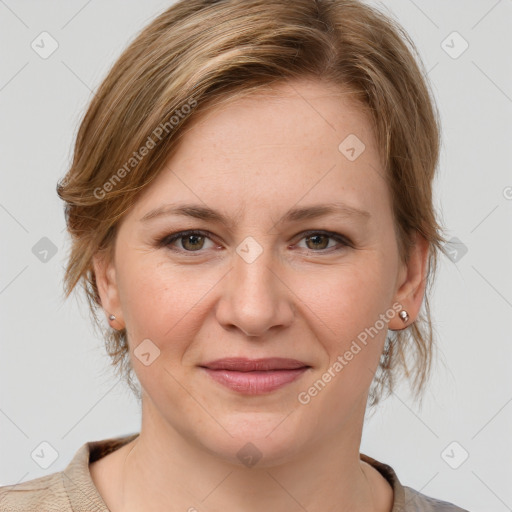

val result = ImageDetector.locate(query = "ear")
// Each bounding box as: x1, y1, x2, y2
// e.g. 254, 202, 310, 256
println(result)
388, 232, 430, 331
92, 250, 125, 330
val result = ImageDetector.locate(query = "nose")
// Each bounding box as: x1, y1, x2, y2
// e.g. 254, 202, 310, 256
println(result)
215, 242, 295, 337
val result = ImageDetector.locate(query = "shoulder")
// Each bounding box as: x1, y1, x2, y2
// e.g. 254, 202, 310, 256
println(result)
0, 434, 138, 512
403, 485, 471, 511
0, 471, 70, 512
360, 452, 471, 512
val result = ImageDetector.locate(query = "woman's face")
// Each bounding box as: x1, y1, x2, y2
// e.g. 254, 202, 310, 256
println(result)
94, 79, 427, 465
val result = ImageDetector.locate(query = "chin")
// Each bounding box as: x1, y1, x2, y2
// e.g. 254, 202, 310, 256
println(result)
192, 411, 314, 469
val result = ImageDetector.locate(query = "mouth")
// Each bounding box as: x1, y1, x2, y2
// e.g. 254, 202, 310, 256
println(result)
198, 358, 311, 394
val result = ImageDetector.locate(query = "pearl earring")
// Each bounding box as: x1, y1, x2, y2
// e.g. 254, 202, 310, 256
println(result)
399, 310, 409, 323
109, 314, 116, 321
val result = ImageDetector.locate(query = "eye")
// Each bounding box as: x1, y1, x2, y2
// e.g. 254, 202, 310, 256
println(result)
294, 230, 351, 253
159, 230, 216, 253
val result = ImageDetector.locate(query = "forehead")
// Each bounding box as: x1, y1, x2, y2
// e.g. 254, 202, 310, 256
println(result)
187, 79, 374, 155
127, 79, 390, 225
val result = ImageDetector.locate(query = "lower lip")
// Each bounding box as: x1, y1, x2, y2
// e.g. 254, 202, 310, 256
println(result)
201, 367, 309, 394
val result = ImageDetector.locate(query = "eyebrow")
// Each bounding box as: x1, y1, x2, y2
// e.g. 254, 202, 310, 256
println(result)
140, 202, 371, 228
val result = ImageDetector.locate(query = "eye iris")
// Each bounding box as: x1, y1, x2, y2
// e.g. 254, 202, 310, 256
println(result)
306, 234, 329, 250
182, 234, 204, 251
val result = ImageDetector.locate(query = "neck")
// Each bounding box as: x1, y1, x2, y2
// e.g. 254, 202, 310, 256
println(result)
105, 397, 383, 512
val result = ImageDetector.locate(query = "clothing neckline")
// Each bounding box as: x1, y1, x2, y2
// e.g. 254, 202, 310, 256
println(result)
62, 433, 406, 512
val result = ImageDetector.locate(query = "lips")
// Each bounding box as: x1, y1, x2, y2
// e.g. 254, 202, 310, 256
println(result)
199, 357, 311, 394
199, 357, 310, 371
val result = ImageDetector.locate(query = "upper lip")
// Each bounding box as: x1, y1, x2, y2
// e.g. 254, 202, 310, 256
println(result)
200, 357, 310, 371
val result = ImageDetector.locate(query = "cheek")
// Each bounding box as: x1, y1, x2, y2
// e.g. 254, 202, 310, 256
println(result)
116, 255, 220, 352
297, 254, 393, 343
116, 257, 216, 409
294, 255, 394, 405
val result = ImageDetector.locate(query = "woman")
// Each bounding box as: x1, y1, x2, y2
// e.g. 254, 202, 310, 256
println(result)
0, 0, 471, 511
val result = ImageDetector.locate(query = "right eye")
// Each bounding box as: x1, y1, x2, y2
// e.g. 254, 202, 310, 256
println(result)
158, 229, 218, 253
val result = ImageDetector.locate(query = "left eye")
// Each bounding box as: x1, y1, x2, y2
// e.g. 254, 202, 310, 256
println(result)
159, 230, 350, 253
295, 231, 349, 252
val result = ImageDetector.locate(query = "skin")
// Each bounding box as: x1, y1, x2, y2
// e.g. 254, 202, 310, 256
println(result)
91, 78, 429, 512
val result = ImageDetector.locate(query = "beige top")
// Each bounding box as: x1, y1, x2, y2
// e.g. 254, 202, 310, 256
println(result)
0, 433, 469, 511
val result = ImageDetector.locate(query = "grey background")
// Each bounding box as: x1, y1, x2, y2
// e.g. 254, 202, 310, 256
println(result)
1, 1, 511, 511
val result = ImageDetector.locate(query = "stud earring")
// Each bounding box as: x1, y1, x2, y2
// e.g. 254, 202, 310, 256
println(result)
109, 314, 116, 322
399, 310, 409, 323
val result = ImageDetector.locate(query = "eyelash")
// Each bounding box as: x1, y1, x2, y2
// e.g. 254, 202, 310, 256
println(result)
156, 229, 352, 255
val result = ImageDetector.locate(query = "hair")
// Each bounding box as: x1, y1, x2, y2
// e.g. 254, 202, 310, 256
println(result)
57, 0, 448, 409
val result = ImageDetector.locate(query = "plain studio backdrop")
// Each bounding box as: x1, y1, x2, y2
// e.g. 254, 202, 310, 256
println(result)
0, 1, 511, 511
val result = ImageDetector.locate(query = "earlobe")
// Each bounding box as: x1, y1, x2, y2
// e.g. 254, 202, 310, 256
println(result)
92, 251, 124, 329
388, 232, 430, 331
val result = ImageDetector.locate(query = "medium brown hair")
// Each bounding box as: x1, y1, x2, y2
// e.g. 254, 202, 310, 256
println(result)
57, 0, 448, 407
